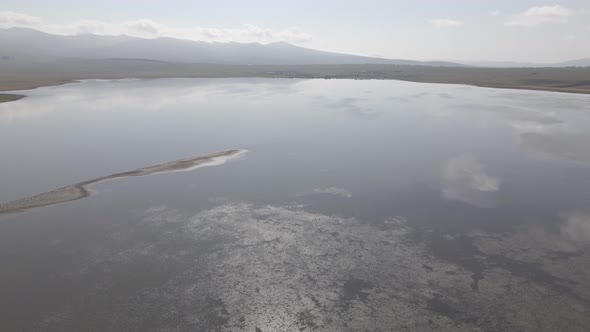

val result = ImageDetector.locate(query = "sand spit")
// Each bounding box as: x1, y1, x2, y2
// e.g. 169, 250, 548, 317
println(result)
0, 93, 24, 104
0, 149, 246, 216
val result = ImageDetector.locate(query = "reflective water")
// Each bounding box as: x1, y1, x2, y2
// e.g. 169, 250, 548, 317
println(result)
1, 79, 589, 331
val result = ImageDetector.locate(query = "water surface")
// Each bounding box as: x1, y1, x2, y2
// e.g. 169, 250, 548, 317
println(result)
1, 78, 589, 331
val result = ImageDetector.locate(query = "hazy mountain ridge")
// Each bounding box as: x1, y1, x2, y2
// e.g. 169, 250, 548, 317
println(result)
466, 58, 590, 68
0, 27, 464, 66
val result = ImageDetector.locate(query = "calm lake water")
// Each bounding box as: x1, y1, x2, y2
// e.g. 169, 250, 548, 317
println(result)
1, 78, 589, 331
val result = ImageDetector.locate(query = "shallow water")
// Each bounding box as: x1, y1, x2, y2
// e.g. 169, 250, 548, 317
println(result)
1, 78, 590, 331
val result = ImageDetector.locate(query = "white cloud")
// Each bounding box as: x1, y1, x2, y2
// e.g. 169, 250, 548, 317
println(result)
489, 9, 502, 17
561, 213, 590, 244
430, 18, 464, 28
441, 155, 502, 208
313, 187, 352, 198
0, 11, 312, 44
125, 19, 161, 34
564, 34, 577, 41
487, 105, 564, 134
505, 5, 574, 27
0, 11, 41, 26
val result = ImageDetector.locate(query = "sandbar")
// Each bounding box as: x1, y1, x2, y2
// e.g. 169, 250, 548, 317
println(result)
0, 93, 24, 103
0, 149, 246, 216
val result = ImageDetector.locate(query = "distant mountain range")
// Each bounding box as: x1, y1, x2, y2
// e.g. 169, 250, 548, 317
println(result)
464, 59, 590, 68
1, 28, 586, 68
0, 27, 463, 66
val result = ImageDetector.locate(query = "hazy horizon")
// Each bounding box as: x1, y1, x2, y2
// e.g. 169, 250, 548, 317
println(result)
1, 0, 589, 63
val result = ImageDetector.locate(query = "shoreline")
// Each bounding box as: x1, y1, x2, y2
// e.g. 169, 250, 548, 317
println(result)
1, 77, 589, 96
1, 66, 589, 96
0, 149, 246, 216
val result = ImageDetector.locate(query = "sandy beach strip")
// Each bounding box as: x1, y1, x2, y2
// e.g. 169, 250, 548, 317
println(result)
0, 149, 247, 216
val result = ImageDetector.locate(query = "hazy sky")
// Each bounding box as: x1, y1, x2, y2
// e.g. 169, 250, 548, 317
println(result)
1, 0, 589, 62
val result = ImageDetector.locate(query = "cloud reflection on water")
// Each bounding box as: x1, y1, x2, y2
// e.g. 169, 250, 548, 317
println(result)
0, 78, 302, 122
441, 155, 502, 208
561, 213, 590, 244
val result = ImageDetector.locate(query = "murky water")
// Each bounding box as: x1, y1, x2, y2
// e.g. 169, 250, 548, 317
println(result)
1, 78, 589, 331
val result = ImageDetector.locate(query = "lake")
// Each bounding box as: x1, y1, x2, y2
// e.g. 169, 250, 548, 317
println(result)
1, 78, 589, 331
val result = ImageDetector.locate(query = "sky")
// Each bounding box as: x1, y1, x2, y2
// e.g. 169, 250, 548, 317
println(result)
0, 0, 589, 63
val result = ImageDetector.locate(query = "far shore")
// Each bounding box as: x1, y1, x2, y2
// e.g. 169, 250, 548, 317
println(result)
1, 62, 589, 96
2, 78, 590, 97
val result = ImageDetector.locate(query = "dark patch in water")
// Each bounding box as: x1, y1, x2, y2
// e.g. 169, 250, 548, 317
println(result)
202, 296, 231, 329
421, 264, 434, 272
422, 230, 580, 296
427, 293, 460, 318
426, 293, 480, 326
341, 278, 374, 310
296, 311, 319, 330
426, 233, 486, 291
470, 271, 484, 291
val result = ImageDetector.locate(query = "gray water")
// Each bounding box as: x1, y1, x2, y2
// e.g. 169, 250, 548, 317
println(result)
1, 78, 589, 331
